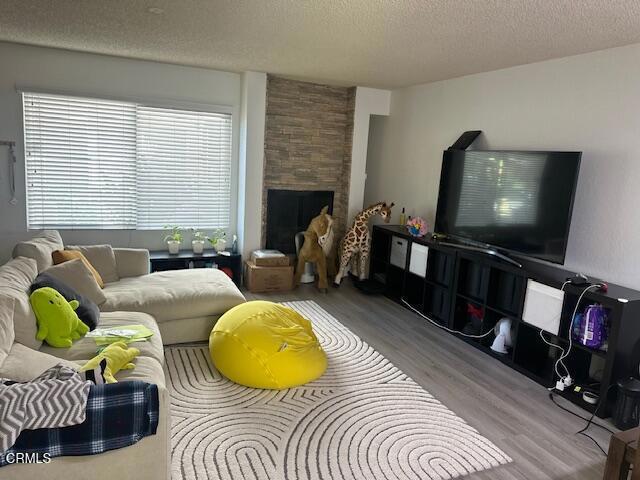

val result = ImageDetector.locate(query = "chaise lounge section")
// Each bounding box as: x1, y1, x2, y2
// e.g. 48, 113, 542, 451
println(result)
12, 230, 246, 344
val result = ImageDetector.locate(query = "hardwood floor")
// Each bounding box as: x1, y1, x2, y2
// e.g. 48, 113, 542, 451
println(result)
245, 281, 612, 479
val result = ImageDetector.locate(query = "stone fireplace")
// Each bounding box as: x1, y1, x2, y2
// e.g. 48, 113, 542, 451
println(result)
261, 75, 356, 249
265, 189, 334, 254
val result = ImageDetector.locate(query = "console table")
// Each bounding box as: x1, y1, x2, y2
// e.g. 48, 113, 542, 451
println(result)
370, 224, 640, 417
149, 250, 242, 286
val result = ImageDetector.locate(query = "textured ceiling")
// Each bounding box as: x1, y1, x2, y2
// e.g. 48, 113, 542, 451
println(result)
2, 0, 640, 88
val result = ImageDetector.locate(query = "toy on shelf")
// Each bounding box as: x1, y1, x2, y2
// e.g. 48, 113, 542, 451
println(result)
79, 341, 140, 384
29, 287, 89, 348
294, 206, 335, 292
406, 216, 428, 237
334, 201, 394, 286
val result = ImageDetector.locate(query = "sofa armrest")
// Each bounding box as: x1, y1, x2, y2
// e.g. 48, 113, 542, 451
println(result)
113, 248, 150, 278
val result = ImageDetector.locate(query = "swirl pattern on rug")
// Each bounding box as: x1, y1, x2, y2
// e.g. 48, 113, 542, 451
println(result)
166, 300, 511, 479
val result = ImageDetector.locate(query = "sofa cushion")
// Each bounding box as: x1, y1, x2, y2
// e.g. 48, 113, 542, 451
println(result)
68, 245, 119, 284
12, 230, 63, 273
113, 248, 150, 278
0, 342, 79, 382
30, 272, 100, 330
115, 355, 166, 388
40, 311, 164, 365
0, 257, 41, 349
101, 268, 245, 322
52, 250, 105, 288
44, 258, 107, 306
0, 295, 15, 368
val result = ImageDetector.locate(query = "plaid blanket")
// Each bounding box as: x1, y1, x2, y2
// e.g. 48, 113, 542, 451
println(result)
0, 380, 158, 467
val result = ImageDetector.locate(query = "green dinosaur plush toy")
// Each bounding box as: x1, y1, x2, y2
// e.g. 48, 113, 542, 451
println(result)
29, 286, 90, 348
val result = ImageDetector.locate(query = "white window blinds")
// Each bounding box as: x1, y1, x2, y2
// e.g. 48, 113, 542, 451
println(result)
23, 92, 233, 230
23, 93, 137, 229
136, 106, 232, 229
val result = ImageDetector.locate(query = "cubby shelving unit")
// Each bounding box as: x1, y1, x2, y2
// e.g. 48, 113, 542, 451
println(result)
370, 225, 640, 418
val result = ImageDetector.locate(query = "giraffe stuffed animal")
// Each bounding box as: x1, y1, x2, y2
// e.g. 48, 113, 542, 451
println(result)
334, 202, 394, 286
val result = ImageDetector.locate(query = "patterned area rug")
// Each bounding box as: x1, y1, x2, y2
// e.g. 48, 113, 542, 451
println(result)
166, 300, 511, 480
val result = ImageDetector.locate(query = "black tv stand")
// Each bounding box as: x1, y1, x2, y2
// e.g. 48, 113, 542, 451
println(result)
438, 241, 523, 269
370, 224, 640, 418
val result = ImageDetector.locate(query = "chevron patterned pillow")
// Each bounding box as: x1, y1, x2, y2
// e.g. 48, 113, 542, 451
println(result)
0, 365, 91, 451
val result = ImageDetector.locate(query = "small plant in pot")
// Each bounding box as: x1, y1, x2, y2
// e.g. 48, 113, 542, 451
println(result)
191, 229, 206, 255
207, 229, 227, 253
163, 225, 183, 254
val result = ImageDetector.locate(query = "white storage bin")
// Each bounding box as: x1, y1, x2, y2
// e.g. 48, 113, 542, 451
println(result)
389, 236, 408, 268
409, 243, 429, 277
522, 279, 565, 335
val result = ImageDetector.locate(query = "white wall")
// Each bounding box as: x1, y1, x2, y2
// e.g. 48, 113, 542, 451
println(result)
0, 42, 242, 261
365, 42, 640, 290
347, 87, 390, 222
237, 72, 267, 258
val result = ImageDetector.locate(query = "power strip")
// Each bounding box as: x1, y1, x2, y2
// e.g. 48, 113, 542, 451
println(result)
554, 375, 573, 392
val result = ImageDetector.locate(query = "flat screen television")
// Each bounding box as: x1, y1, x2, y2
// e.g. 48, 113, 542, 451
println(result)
435, 150, 581, 264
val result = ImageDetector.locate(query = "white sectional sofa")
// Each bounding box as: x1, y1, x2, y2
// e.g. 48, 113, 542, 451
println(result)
0, 230, 246, 479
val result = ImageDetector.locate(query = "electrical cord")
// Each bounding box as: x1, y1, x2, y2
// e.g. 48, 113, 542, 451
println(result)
548, 392, 614, 435
548, 393, 607, 455
575, 384, 617, 436
548, 384, 617, 456
541, 280, 615, 456
555, 284, 603, 382
533, 280, 573, 379
401, 298, 495, 339
538, 282, 603, 386
539, 329, 570, 379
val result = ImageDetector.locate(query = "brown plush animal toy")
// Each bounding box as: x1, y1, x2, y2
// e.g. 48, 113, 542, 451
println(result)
294, 206, 335, 292
334, 201, 394, 286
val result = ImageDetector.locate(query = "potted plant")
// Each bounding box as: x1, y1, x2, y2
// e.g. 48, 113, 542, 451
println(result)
163, 225, 183, 254
207, 229, 227, 253
191, 229, 206, 254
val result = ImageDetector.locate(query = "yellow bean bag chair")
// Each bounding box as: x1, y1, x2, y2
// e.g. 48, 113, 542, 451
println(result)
209, 301, 327, 389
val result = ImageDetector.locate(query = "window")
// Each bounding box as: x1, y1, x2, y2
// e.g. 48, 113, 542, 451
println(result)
23, 92, 233, 230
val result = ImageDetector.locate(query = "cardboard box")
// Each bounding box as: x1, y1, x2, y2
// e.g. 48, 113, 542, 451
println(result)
250, 250, 290, 267
244, 260, 294, 293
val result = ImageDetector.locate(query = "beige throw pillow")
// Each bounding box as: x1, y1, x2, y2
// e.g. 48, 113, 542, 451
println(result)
44, 258, 107, 306
52, 249, 104, 288
68, 245, 119, 284
0, 257, 41, 349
